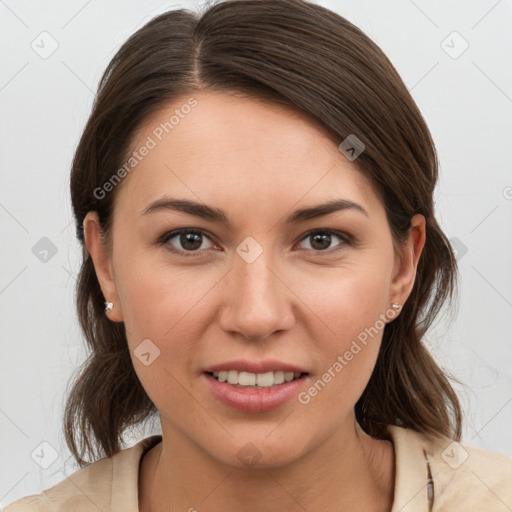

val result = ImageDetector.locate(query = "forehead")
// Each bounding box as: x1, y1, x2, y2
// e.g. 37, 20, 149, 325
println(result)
116, 91, 379, 220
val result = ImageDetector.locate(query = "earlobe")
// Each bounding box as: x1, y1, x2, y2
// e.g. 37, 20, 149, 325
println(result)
83, 211, 123, 322
390, 213, 426, 306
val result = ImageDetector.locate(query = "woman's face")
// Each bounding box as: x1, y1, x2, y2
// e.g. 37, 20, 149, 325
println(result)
85, 90, 424, 468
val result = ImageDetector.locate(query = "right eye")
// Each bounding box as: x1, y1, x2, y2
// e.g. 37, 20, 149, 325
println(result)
158, 228, 216, 257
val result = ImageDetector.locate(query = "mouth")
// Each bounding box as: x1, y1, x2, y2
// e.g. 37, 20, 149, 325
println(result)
202, 360, 310, 412
205, 370, 308, 389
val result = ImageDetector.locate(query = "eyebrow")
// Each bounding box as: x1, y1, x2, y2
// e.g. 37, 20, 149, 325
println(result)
142, 197, 368, 226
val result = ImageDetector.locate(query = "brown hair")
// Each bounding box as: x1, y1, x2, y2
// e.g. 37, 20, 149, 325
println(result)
66, 0, 462, 466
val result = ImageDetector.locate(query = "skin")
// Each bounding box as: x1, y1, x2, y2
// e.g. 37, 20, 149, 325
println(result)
84, 90, 426, 512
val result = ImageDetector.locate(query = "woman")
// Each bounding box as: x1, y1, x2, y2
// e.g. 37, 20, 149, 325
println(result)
5, 0, 511, 511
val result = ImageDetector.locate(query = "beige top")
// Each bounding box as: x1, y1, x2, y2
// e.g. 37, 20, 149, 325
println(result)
4, 426, 512, 511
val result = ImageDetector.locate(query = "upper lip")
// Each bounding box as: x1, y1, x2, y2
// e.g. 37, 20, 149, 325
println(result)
203, 359, 308, 374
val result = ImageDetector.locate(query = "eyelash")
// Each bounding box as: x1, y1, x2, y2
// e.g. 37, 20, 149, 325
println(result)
157, 228, 353, 257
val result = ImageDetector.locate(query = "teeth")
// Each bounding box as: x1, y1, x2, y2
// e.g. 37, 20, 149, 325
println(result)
239, 372, 256, 386
211, 370, 302, 387
257, 372, 274, 386
274, 371, 285, 385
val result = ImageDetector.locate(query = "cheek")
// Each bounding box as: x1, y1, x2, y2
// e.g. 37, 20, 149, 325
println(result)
301, 257, 392, 342
114, 251, 218, 358
114, 258, 219, 414
297, 258, 392, 398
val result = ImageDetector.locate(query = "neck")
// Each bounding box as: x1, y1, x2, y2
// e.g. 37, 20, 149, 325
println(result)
139, 417, 395, 512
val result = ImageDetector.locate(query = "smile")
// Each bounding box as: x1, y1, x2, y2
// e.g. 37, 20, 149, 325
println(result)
203, 371, 309, 413
208, 370, 304, 388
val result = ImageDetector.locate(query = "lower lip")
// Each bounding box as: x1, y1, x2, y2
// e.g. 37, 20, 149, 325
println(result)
203, 373, 308, 413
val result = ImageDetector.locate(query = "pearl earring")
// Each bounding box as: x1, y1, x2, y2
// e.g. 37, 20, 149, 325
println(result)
104, 301, 114, 313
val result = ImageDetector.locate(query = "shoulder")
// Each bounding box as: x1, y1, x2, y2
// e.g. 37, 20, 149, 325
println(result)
2, 454, 114, 512
2, 435, 162, 512
388, 425, 512, 511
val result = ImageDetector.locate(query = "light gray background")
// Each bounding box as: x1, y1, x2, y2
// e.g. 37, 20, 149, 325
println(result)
1, 0, 511, 508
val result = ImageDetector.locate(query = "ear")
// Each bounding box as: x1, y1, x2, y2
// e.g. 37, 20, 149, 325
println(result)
390, 213, 426, 306
83, 211, 124, 322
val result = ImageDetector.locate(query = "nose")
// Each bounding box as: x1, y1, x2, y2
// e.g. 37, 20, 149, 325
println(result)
218, 249, 295, 341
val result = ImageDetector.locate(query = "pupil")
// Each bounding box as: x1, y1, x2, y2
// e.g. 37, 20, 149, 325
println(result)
181, 232, 202, 250
311, 233, 331, 250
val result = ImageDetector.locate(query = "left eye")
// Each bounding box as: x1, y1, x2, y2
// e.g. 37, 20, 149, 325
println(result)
297, 229, 349, 252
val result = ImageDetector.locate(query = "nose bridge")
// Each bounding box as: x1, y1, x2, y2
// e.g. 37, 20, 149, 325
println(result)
220, 239, 293, 340
238, 248, 277, 301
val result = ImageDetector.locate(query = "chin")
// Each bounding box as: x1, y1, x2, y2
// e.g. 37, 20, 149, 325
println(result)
202, 429, 309, 470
